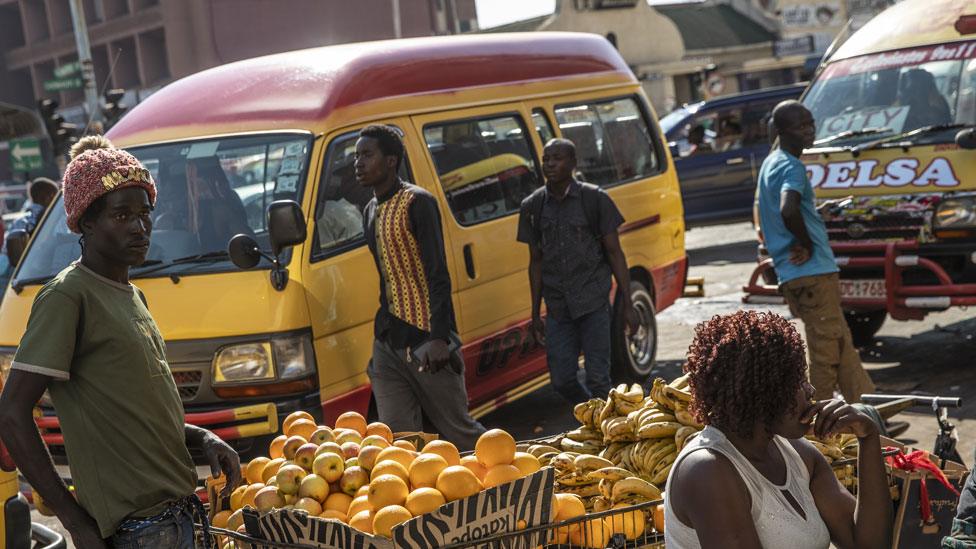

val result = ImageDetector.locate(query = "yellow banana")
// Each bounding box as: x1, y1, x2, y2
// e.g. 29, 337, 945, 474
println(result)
598, 478, 614, 499
662, 384, 692, 404
674, 426, 698, 451
600, 442, 626, 464
615, 398, 641, 415
637, 421, 682, 439
809, 440, 844, 461
558, 483, 601, 498
675, 408, 704, 429
611, 477, 662, 504
556, 473, 598, 487
591, 496, 611, 512
560, 438, 601, 454
528, 444, 560, 458
565, 427, 603, 442
537, 452, 558, 466
551, 452, 576, 473
668, 374, 690, 391
650, 379, 677, 411
598, 396, 617, 423
643, 442, 677, 475
588, 467, 633, 482
617, 383, 645, 404
574, 454, 615, 473
573, 401, 590, 424
650, 451, 678, 484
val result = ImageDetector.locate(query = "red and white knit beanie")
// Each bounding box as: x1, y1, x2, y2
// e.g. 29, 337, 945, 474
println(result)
62, 135, 157, 233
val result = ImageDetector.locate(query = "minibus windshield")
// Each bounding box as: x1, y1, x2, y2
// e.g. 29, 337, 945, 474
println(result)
13, 133, 311, 288
806, 41, 976, 147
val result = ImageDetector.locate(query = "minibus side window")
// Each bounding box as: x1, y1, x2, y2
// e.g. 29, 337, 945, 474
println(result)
532, 109, 555, 144
423, 114, 542, 226
312, 131, 413, 256
554, 96, 660, 187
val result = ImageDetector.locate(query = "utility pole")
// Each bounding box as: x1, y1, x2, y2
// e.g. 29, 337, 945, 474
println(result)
392, 0, 402, 38
67, 0, 101, 124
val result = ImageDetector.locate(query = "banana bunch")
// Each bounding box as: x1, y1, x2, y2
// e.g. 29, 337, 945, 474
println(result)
805, 433, 857, 464
573, 398, 607, 429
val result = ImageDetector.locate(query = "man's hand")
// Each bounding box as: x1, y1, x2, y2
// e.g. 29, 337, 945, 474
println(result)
64, 511, 108, 549
789, 242, 811, 265
420, 339, 451, 373
530, 316, 546, 347
200, 431, 241, 499
622, 301, 639, 335
816, 195, 853, 216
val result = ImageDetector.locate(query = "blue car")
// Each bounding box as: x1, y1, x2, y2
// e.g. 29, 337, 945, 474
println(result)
660, 83, 806, 225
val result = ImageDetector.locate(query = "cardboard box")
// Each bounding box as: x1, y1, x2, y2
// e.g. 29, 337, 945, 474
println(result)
239, 467, 555, 549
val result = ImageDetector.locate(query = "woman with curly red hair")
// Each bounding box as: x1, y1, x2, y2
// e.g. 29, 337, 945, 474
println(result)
665, 310, 891, 548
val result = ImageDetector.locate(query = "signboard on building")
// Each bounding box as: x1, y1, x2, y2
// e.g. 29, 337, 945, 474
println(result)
774, 35, 815, 57
8, 138, 42, 172
781, 2, 843, 28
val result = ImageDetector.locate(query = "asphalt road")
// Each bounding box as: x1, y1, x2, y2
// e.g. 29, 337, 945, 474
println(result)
31, 220, 976, 546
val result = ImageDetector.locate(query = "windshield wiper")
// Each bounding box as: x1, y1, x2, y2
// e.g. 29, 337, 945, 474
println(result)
813, 127, 891, 147
852, 123, 967, 155
11, 274, 55, 293
130, 250, 231, 279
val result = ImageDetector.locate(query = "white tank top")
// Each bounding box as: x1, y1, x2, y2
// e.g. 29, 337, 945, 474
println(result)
664, 426, 831, 549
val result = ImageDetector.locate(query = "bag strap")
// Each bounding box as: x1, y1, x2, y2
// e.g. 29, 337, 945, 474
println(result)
579, 182, 603, 238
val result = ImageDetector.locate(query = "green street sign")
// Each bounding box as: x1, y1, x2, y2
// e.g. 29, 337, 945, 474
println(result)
9, 138, 42, 172
53, 61, 81, 79
43, 77, 83, 92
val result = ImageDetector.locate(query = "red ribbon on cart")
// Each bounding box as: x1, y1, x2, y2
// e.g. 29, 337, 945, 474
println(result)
886, 448, 960, 523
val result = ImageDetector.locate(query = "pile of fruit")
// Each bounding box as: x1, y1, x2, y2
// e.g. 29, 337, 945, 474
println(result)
531, 377, 701, 513
211, 411, 543, 543
806, 433, 859, 489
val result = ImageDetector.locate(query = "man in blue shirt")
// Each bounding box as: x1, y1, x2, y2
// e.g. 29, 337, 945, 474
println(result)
757, 101, 875, 402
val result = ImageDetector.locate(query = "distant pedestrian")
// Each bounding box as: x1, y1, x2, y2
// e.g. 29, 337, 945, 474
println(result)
0, 177, 60, 293
756, 100, 875, 402
517, 138, 637, 404
356, 124, 485, 451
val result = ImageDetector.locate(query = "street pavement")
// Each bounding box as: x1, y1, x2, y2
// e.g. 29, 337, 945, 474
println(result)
31, 220, 976, 546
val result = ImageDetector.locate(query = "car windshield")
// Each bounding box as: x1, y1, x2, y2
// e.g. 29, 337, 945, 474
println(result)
805, 41, 976, 146
14, 133, 311, 286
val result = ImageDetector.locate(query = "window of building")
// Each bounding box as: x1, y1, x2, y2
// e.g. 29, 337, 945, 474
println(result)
312, 130, 412, 256
554, 96, 660, 186
424, 114, 542, 226
532, 109, 555, 145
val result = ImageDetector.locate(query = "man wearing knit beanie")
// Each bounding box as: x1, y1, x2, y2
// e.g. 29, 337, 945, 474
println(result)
0, 136, 241, 548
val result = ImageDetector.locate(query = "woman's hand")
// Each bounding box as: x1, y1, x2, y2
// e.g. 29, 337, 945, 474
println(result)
801, 399, 880, 440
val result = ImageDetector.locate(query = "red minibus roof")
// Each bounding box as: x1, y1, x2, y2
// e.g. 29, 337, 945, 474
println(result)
107, 32, 633, 143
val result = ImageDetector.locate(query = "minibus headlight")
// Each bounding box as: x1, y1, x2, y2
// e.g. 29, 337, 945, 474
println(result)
213, 342, 275, 384
935, 198, 976, 229
273, 334, 315, 380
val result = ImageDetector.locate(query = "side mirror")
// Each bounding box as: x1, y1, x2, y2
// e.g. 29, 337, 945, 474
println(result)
6, 229, 29, 267
268, 200, 307, 256
956, 128, 976, 150
228, 234, 261, 269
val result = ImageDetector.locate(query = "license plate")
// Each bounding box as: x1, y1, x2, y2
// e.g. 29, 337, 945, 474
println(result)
839, 279, 886, 299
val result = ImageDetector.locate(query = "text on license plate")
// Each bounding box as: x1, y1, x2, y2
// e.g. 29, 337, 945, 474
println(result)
839, 279, 886, 299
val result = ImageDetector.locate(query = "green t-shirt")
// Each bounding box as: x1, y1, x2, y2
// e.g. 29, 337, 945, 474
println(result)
12, 263, 196, 538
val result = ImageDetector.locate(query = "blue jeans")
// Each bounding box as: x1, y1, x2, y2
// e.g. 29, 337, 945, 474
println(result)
545, 303, 612, 404
110, 504, 197, 548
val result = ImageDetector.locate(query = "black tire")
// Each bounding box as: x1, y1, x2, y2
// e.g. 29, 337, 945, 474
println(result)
611, 281, 658, 383
844, 310, 886, 346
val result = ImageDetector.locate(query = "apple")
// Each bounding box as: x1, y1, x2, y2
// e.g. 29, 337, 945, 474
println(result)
294, 443, 319, 471
276, 464, 308, 496
282, 436, 307, 460
295, 497, 323, 516
315, 442, 343, 458
360, 435, 391, 449
339, 466, 369, 497
341, 442, 361, 459
345, 457, 359, 469
358, 445, 382, 470
309, 427, 335, 445
254, 486, 285, 512
335, 429, 363, 445
298, 474, 330, 503
313, 452, 345, 483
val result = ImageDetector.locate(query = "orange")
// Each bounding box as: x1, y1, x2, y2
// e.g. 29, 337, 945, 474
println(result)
372, 505, 412, 538
460, 455, 487, 481
554, 493, 585, 521
394, 439, 417, 451
261, 457, 287, 484
483, 464, 522, 489
609, 504, 645, 539
568, 517, 612, 549
324, 492, 353, 513
370, 460, 409, 483
653, 504, 664, 533
375, 447, 416, 470
246, 457, 271, 484
421, 440, 461, 466
268, 435, 288, 459
287, 418, 318, 440
356, 485, 370, 497
320, 509, 348, 522
368, 474, 409, 508
282, 411, 314, 435
408, 454, 449, 489
405, 487, 446, 516
335, 411, 368, 436
229, 485, 248, 511
365, 422, 394, 443
512, 452, 541, 476
212, 510, 232, 529
347, 495, 373, 517
241, 483, 266, 508
227, 509, 245, 532
475, 429, 516, 468
349, 509, 374, 534
435, 465, 483, 502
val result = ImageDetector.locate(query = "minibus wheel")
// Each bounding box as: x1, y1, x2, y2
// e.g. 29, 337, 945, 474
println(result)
844, 310, 886, 347
611, 281, 657, 383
